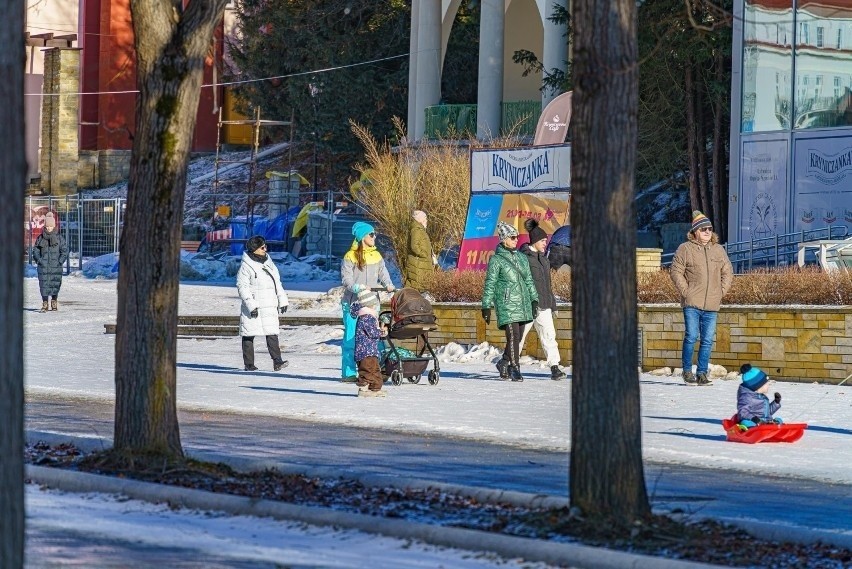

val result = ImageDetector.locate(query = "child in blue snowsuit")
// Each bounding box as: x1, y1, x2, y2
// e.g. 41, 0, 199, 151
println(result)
737, 364, 782, 427
351, 289, 387, 397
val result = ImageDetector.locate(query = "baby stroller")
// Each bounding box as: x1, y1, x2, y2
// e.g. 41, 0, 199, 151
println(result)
377, 287, 441, 386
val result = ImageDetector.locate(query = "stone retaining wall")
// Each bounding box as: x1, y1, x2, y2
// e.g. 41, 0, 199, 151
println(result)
429, 303, 851, 384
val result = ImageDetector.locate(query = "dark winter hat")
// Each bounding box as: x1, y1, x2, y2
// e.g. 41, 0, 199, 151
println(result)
740, 363, 768, 391
44, 212, 56, 229
691, 210, 712, 233
496, 221, 519, 241
245, 235, 267, 253
524, 218, 547, 244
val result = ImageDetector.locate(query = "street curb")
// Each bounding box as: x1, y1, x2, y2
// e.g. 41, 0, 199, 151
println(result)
26, 465, 719, 569
27, 430, 852, 551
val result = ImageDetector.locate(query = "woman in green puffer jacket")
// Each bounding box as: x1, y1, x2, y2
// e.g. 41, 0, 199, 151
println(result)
481, 221, 539, 382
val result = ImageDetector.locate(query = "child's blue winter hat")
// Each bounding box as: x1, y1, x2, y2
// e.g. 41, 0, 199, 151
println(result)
740, 363, 768, 391
352, 222, 375, 242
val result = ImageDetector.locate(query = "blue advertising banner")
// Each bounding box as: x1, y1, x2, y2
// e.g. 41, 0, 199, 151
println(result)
794, 135, 852, 233
739, 137, 789, 241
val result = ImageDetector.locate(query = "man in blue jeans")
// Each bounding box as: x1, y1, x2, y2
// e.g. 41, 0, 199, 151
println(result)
670, 211, 733, 385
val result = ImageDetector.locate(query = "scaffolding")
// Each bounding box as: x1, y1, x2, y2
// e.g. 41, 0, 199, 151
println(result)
213, 106, 294, 230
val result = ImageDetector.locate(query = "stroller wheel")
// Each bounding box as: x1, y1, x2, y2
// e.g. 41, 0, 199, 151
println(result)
428, 370, 440, 385
407, 375, 422, 384
390, 370, 402, 386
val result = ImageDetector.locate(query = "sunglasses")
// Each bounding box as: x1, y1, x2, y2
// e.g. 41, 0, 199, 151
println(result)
506, 235, 519, 240
697, 227, 712, 233
367, 232, 376, 238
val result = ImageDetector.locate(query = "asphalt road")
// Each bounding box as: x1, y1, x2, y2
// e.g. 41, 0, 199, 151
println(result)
25, 393, 852, 539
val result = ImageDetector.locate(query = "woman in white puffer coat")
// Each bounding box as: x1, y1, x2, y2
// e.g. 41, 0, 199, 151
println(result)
237, 235, 289, 371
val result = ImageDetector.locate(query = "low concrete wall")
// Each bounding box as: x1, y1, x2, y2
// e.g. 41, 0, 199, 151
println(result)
429, 303, 851, 384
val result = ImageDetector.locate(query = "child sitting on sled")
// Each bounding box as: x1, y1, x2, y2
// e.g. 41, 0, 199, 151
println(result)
737, 364, 782, 428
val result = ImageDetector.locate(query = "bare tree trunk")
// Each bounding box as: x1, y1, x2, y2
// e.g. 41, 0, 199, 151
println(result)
712, 51, 729, 241
569, 0, 651, 524
114, 0, 227, 457
684, 65, 700, 212
0, 0, 26, 564
695, 72, 711, 216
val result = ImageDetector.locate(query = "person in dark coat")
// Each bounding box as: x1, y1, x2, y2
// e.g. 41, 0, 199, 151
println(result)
482, 221, 539, 382
518, 219, 566, 380
736, 364, 782, 427
33, 212, 68, 312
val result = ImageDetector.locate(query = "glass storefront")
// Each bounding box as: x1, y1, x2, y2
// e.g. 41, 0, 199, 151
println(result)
793, 0, 852, 129
742, 0, 852, 132
742, 0, 794, 132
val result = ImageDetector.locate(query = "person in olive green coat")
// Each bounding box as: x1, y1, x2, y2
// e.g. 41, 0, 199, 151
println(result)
481, 221, 539, 382
404, 210, 437, 290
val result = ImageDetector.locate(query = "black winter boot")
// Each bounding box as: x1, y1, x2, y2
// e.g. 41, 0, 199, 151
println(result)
273, 359, 288, 371
39, 301, 49, 313
495, 358, 510, 380
509, 365, 524, 382
550, 366, 566, 381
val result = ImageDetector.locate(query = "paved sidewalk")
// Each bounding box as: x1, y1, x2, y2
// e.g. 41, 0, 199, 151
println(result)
26, 394, 852, 540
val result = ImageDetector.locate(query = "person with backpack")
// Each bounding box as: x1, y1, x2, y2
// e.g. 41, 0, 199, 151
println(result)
236, 235, 289, 371
33, 212, 68, 312
481, 221, 539, 382
340, 222, 395, 382
518, 219, 566, 380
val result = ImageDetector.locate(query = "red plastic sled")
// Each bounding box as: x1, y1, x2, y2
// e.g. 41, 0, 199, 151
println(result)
721, 415, 807, 444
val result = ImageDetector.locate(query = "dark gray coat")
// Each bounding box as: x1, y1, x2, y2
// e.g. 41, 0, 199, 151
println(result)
736, 385, 781, 422
520, 243, 556, 311
33, 230, 68, 297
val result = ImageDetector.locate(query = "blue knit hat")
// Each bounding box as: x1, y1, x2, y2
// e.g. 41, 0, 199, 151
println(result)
352, 221, 375, 242
740, 364, 768, 391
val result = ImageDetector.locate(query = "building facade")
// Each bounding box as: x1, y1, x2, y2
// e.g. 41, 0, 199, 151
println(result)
730, 0, 852, 241
407, 0, 569, 140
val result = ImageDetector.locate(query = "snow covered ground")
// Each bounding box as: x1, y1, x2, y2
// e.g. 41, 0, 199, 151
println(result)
21, 274, 852, 566
23, 275, 852, 485
26, 486, 555, 569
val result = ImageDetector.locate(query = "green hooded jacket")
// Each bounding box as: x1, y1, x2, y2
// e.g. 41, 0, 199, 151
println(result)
482, 244, 539, 328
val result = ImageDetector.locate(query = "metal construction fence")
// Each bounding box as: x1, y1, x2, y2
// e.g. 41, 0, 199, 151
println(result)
26, 196, 126, 272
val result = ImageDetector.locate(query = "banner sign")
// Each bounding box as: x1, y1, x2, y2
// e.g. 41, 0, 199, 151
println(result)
793, 135, 852, 233
469, 144, 571, 194
459, 144, 571, 271
533, 91, 572, 146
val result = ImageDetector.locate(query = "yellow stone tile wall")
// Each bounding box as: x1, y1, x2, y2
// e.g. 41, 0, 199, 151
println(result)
430, 303, 852, 384
636, 248, 662, 273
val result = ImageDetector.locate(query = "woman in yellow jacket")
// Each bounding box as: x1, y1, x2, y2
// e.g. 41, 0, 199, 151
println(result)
340, 222, 395, 382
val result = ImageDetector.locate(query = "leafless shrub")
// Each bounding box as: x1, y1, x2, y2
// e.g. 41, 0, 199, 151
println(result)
350, 118, 525, 275
424, 265, 852, 305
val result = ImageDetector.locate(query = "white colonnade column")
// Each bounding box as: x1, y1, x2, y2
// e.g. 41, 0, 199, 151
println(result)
477, 0, 505, 140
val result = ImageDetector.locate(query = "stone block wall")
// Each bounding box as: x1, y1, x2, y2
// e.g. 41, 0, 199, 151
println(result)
98, 150, 132, 187
636, 248, 662, 272
428, 303, 851, 383
40, 48, 81, 196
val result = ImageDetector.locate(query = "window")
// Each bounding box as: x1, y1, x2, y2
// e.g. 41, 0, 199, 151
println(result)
794, 11, 852, 128
742, 0, 794, 131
